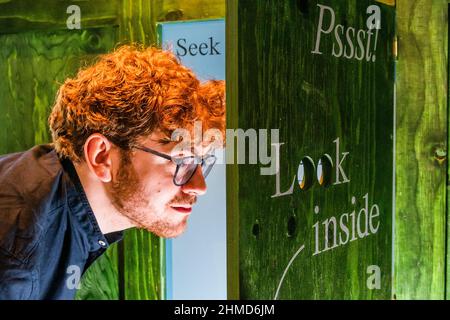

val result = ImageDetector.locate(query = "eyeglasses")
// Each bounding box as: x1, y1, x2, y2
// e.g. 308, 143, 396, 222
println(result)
133, 145, 217, 186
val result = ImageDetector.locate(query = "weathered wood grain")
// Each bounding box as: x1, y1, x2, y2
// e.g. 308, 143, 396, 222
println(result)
0, 27, 117, 153
226, 0, 240, 300
119, 0, 225, 46
395, 0, 448, 300
0, 0, 118, 35
76, 243, 120, 300
122, 230, 165, 300
228, 0, 395, 299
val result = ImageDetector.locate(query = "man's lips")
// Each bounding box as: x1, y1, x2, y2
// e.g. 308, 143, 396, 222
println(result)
170, 206, 193, 214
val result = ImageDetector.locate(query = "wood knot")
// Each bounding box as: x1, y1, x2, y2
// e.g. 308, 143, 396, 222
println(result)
434, 147, 447, 165
164, 9, 184, 21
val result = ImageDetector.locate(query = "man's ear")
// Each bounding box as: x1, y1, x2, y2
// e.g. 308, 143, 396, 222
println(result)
83, 133, 114, 183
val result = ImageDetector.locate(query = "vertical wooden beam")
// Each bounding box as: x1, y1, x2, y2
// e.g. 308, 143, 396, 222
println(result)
395, 0, 448, 299
447, 2, 450, 301
119, 0, 159, 45
226, 0, 240, 300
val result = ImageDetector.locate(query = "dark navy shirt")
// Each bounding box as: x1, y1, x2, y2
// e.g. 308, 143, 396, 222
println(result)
0, 144, 123, 300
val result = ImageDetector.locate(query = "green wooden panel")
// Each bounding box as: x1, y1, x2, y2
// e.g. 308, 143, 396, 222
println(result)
122, 230, 165, 300
0, 0, 118, 34
0, 27, 117, 152
227, 0, 396, 299
76, 243, 120, 300
119, 0, 225, 46
226, 0, 240, 300
395, 0, 448, 300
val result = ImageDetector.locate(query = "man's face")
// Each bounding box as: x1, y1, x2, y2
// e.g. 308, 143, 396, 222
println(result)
107, 130, 209, 238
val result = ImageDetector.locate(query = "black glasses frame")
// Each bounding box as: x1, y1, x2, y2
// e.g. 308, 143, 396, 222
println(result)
133, 145, 217, 186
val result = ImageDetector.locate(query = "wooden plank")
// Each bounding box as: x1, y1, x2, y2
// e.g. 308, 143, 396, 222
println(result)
395, 0, 448, 300
0, 26, 117, 152
119, 0, 157, 46
228, 0, 396, 299
159, 0, 225, 21
226, 0, 240, 300
446, 3, 450, 300
122, 230, 165, 299
0, 0, 118, 34
118, 0, 225, 46
76, 243, 120, 300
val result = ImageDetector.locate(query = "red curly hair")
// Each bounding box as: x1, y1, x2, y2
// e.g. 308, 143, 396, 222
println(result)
49, 45, 225, 162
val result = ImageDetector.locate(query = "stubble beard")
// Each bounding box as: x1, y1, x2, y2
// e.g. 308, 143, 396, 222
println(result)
108, 150, 189, 238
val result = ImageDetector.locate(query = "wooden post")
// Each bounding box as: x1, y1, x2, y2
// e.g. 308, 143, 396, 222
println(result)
395, 0, 448, 300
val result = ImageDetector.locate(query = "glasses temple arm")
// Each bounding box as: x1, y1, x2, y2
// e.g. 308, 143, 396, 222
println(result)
134, 145, 173, 161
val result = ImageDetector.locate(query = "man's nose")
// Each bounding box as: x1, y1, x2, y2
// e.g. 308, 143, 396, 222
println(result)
182, 165, 207, 196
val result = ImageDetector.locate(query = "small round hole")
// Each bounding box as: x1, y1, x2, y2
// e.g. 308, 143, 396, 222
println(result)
317, 154, 333, 187
297, 156, 315, 190
252, 222, 260, 237
287, 216, 297, 237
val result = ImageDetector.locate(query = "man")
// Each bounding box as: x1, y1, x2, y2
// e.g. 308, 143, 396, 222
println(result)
0, 45, 225, 299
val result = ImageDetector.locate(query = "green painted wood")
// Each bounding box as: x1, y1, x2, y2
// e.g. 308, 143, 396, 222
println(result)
227, 0, 396, 299
119, 0, 225, 46
0, 27, 117, 153
226, 0, 240, 300
395, 0, 448, 300
76, 243, 120, 300
122, 230, 165, 300
0, 0, 118, 35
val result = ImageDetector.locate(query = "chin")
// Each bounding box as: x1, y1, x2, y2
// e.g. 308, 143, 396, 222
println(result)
160, 227, 187, 239
142, 221, 188, 239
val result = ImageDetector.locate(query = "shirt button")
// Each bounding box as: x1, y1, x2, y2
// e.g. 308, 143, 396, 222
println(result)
98, 240, 106, 247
